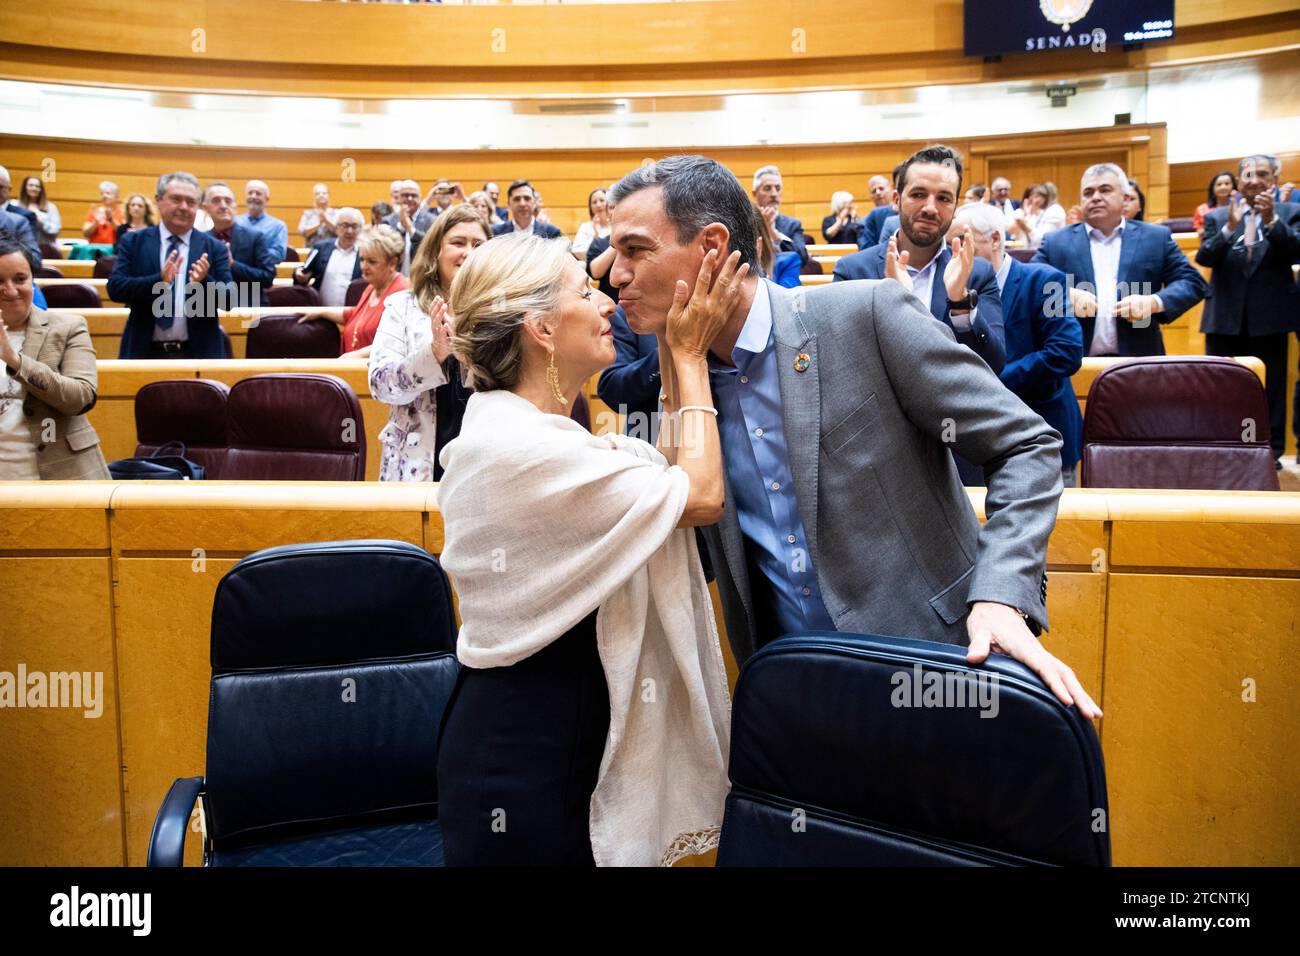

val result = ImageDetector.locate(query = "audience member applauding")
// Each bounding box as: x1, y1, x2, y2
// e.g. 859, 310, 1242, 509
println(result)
370, 201, 392, 228
1033, 163, 1206, 357
1123, 179, 1147, 222
383, 179, 428, 270
435, 232, 734, 866
822, 191, 862, 245
298, 183, 339, 244
757, 203, 801, 287
293, 207, 364, 306
964, 184, 987, 205
1194, 171, 1236, 236
82, 180, 123, 246
952, 202, 1084, 486
203, 182, 277, 308
835, 144, 1005, 375
483, 181, 508, 222
107, 172, 235, 360
1008, 183, 1064, 250
369, 204, 490, 482
236, 179, 288, 261
113, 193, 158, 252
535, 191, 554, 227
15, 176, 60, 247
296, 224, 408, 358
492, 180, 563, 238
752, 165, 810, 266
571, 188, 611, 259
988, 176, 1019, 221
1196, 153, 1300, 467
0, 235, 109, 480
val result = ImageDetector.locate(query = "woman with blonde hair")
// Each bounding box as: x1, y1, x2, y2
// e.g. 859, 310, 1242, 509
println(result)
435, 233, 742, 866
466, 190, 500, 226
294, 224, 407, 357
367, 204, 490, 482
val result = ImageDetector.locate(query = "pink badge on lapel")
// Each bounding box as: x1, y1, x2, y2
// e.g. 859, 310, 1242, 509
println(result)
793, 353, 811, 373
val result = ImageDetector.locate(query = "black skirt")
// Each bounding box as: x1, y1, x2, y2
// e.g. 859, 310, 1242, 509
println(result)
436, 609, 609, 866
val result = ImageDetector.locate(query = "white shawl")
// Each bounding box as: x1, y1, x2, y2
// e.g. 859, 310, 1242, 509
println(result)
436, 389, 731, 866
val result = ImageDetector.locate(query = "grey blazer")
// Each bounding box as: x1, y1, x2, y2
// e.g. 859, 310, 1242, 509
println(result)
703, 279, 1063, 665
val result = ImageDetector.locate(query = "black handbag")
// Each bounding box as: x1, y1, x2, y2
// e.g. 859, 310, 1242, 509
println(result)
108, 441, 206, 480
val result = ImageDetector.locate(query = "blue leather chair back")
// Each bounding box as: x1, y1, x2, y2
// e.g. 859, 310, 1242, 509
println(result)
203, 539, 459, 847
717, 633, 1110, 866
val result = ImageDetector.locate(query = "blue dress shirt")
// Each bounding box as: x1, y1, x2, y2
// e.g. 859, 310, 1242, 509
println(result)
710, 280, 835, 636
235, 211, 288, 262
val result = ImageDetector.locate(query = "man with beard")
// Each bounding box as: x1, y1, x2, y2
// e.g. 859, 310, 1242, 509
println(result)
833, 144, 1005, 375
606, 154, 1096, 716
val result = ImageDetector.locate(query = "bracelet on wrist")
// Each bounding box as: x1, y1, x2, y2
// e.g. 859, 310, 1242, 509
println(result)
677, 405, 718, 417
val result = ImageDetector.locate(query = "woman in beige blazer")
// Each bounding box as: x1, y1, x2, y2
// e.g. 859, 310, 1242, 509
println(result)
0, 236, 109, 480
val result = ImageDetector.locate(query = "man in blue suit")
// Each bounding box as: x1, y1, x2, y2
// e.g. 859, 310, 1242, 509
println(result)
752, 165, 811, 267
954, 202, 1084, 484
491, 180, 563, 239
1197, 154, 1300, 465
857, 163, 904, 250
0, 206, 40, 265
107, 171, 234, 359
834, 144, 1006, 375
1032, 163, 1206, 357
202, 182, 277, 308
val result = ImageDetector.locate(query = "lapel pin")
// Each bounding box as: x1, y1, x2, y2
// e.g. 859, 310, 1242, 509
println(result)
793, 353, 811, 373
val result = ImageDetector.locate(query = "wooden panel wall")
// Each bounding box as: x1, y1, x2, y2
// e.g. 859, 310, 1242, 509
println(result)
2, 0, 1296, 97
1, 124, 1170, 240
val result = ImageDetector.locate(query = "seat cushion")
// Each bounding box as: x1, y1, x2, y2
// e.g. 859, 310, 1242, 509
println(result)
210, 818, 443, 867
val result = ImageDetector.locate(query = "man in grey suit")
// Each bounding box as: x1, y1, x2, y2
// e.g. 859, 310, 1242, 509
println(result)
608, 155, 1099, 717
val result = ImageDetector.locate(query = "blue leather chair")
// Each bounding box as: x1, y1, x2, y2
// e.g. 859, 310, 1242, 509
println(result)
147, 539, 460, 866
717, 633, 1110, 866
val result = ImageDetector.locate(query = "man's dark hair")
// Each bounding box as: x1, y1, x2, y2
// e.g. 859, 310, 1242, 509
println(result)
890, 161, 907, 192
506, 179, 534, 200
607, 155, 758, 272
0, 228, 37, 273
896, 144, 964, 196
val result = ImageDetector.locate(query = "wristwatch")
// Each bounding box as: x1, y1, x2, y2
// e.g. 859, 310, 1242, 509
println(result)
947, 289, 978, 312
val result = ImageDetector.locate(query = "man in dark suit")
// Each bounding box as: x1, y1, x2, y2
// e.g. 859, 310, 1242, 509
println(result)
752, 165, 811, 267
107, 171, 234, 359
202, 182, 277, 308
1197, 154, 1300, 465
483, 181, 509, 224
491, 180, 564, 239
954, 202, 1084, 484
607, 154, 1099, 716
1032, 163, 1207, 358
293, 207, 364, 306
834, 144, 1006, 375
0, 206, 40, 265
382, 179, 428, 271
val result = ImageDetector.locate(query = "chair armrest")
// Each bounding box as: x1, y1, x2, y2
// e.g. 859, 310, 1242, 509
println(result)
147, 776, 205, 867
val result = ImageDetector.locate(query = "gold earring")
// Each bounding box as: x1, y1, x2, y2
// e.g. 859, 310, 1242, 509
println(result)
547, 349, 567, 406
